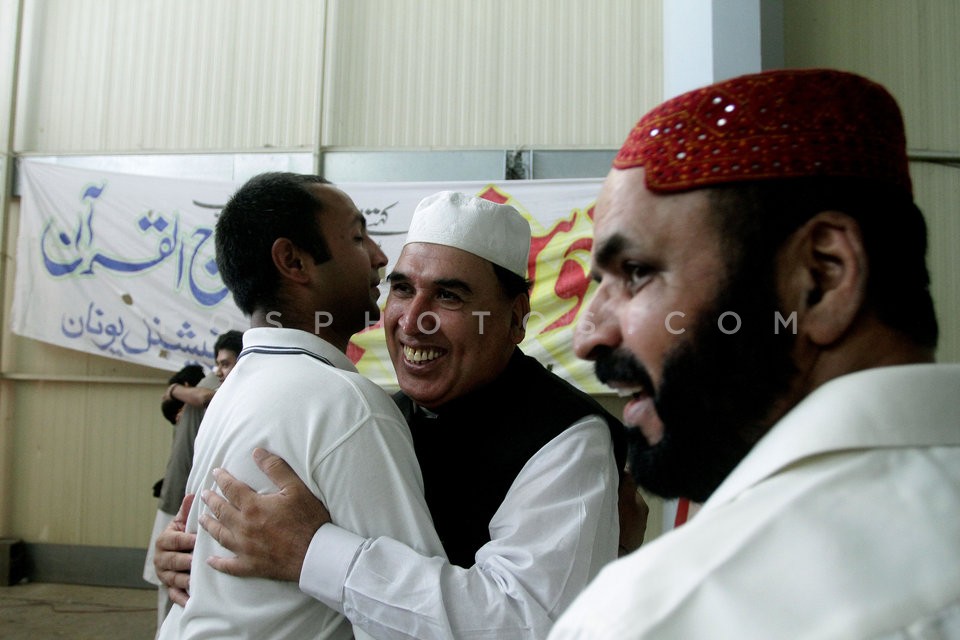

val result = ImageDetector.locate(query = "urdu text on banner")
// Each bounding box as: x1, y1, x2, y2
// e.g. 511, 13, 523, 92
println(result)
12, 160, 608, 392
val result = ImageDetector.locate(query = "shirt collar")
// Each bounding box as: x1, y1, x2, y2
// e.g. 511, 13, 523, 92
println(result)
705, 363, 960, 510
239, 326, 359, 373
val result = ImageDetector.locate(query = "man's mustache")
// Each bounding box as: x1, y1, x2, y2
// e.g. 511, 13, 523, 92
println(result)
593, 346, 656, 395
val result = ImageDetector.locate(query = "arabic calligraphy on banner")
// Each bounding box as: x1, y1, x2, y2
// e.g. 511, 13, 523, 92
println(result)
12, 160, 608, 392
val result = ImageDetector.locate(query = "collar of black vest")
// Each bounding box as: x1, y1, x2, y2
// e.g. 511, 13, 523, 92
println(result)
396, 347, 529, 418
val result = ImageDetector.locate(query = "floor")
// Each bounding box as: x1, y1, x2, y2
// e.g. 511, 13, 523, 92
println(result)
0, 582, 158, 639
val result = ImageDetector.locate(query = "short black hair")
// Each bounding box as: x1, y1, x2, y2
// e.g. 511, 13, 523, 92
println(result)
492, 263, 533, 300
215, 173, 334, 315
708, 177, 938, 349
161, 364, 206, 424
169, 364, 206, 387
214, 330, 244, 356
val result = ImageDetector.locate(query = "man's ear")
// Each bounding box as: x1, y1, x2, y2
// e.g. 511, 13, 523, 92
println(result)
510, 293, 531, 344
271, 238, 310, 284
781, 211, 868, 347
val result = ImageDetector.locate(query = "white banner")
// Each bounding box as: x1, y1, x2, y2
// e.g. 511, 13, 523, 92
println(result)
12, 161, 608, 391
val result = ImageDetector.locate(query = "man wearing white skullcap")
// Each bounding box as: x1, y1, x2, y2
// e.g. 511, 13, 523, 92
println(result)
180, 190, 636, 639
403, 190, 532, 278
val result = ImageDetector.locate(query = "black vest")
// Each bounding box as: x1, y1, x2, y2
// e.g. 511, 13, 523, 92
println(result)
394, 349, 626, 567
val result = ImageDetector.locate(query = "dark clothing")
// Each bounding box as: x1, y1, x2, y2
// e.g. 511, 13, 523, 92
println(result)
158, 373, 220, 514
395, 348, 626, 567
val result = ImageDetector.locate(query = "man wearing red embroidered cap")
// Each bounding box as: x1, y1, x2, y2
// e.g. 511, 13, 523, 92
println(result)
550, 69, 960, 638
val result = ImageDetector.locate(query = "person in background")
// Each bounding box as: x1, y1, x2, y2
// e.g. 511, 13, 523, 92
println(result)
158, 365, 205, 429
159, 330, 243, 520
212, 331, 243, 384
157, 172, 444, 639
144, 330, 242, 633
547, 69, 960, 638
157, 190, 639, 639
144, 362, 205, 623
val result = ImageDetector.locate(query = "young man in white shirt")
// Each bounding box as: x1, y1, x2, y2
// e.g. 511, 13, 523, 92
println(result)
156, 173, 444, 640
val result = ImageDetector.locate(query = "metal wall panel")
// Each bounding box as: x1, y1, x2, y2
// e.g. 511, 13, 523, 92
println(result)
783, 0, 960, 363
784, 0, 960, 152
912, 164, 960, 363
0, 0, 20, 151
320, 149, 507, 181
2, 198, 171, 546
10, 380, 171, 547
321, 0, 663, 148
14, 0, 327, 153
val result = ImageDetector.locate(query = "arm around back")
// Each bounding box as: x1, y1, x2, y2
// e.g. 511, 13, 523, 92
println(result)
301, 416, 620, 640
165, 383, 216, 408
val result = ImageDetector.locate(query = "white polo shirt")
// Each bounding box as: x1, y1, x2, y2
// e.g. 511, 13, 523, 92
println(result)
158, 327, 444, 640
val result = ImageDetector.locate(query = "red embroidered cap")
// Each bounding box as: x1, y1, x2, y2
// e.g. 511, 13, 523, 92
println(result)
613, 69, 912, 195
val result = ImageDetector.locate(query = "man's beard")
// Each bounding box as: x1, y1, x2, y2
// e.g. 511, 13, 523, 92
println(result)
595, 262, 797, 503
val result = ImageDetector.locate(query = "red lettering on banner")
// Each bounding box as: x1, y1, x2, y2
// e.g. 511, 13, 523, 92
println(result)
478, 187, 509, 205
533, 212, 593, 333
349, 317, 384, 363
346, 342, 366, 364
543, 237, 592, 332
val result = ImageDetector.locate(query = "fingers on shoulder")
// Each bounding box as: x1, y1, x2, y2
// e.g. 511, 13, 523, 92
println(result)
254, 449, 300, 489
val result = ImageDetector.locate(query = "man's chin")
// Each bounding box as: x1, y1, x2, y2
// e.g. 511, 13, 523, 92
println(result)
629, 466, 718, 504
627, 434, 738, 504
396, 376, 443, 409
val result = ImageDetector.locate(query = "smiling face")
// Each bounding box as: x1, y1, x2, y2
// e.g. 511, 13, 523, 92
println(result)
384, 242, 527, 410
575, 168, 797, 501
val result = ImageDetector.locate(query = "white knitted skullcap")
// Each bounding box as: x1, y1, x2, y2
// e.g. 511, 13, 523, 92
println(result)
404, 191, 531, 278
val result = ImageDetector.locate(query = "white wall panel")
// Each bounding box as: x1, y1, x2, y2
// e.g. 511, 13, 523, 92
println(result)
322, 0, 662, 148
15, 0, 326, 153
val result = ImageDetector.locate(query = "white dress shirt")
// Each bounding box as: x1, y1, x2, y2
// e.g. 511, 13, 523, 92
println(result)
300, 415, 621, 640
549, 364, 960, 640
